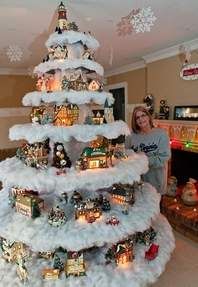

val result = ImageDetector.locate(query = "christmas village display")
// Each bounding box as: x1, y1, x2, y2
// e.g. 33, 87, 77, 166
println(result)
0, 3, 175, 286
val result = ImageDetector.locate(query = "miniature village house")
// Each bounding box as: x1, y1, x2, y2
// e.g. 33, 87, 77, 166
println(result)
54, 104, 79, 126
31, 107, 45, 123
88, 79, 101, 91
79, 147, 108, 169
18, 141, 49, 168
9, 187, 38, 207
42, 268, 60, 280
110, 184, 135, 205
65, 251, 86, 277
92, 109, 104, 125
1, 239, 27, 263
30, 106, 53, 125
15, 193, 44, 218
115, 242, 134, 265
75, 200, 102, 222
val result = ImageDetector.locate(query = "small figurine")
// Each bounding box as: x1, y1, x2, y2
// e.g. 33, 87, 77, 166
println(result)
181, 180, 198, 206
122, 203, 129, 215
113, 143, 128, 159
70, 191, 83, 205
136, 227, 157, 246
166, 176, 177, 197
101, 197, 111, 211
158, 99, 169, 119
143, 94, 154, 115
106, 216, 120, 225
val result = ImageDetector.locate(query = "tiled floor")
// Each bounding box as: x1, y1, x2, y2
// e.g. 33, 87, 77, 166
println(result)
152, 231, 198, 287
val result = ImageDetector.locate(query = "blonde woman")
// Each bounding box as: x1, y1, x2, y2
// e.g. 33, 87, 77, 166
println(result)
126, 106, 171, 195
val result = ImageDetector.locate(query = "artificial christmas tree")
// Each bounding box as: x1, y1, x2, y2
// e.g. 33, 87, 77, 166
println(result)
0, 2, 175, 286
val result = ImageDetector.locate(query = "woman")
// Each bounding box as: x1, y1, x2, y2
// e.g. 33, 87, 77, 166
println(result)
126, 106, 171, 195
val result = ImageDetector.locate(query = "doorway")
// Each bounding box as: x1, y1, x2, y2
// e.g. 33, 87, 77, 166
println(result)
105, 82, 128, 143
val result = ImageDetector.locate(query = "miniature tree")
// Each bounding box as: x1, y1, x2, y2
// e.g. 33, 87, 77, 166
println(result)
0, 2, 174, 287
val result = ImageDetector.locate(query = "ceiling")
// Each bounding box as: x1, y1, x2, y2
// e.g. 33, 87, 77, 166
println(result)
1, 0, 198, 76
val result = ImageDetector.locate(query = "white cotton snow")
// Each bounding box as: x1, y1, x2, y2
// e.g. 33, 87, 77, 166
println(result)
9, 121, 130, 143
22, 90, 115, 107
34, 59, 104, 76
0, 152, 148, 194
46, 30, 100, 50
0, 214, 175, 287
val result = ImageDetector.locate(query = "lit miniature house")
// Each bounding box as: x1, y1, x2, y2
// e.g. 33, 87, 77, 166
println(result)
31, 107, 45, 124
105, 239, 134, 265
114, 241, 134, 265
88, 80, 101, 91
75, 200, 102, 222
42, 268, 60, 280
31, 107, 52, 124
57, 1, 69, 31
92, 109, 105, 125
110, 183, 135, 205
1, 238, 27, 263
15, 193, 44, 218
9, 187, 38, 207
65, 251, 86, 277
54, 104, 79, 126
17, 140, 49, 169
78, 146, 108, 169
52, 45, 67, 60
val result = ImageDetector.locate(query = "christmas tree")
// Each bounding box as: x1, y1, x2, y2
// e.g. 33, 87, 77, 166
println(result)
0, 2, 175, 286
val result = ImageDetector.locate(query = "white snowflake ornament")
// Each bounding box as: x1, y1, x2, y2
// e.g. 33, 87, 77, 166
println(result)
132, 7, 157, 33
6, 44, 23, 62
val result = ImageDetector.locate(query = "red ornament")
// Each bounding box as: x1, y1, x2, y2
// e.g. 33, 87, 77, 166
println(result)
106, 216, 120, 225
145, 243, 159, 261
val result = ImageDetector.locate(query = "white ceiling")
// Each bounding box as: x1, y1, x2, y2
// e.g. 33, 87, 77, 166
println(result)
1, 0, 198, 75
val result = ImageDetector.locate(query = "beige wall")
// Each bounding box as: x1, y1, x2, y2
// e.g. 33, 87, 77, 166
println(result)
107, 51, 198, 119
0, 75, 35, 107
147, 51, 198, 118
0, 115, 30, 149
0, 75, 35, 148
107, 68, 146, 104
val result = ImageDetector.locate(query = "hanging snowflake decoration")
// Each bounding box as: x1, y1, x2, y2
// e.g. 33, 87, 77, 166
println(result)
116, 7, 156, 36
116, 9, 140, 36
6, 44, 23, 62
117, 15, 133, 36
132, 7, 157, 33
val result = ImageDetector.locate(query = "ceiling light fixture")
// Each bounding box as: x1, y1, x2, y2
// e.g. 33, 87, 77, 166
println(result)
116, 7, 157, 36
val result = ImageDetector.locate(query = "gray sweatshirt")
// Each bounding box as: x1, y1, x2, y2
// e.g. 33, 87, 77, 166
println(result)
125, 128, 171, 194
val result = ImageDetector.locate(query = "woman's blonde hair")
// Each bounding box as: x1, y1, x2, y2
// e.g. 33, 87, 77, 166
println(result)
131, 106, 154, 133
